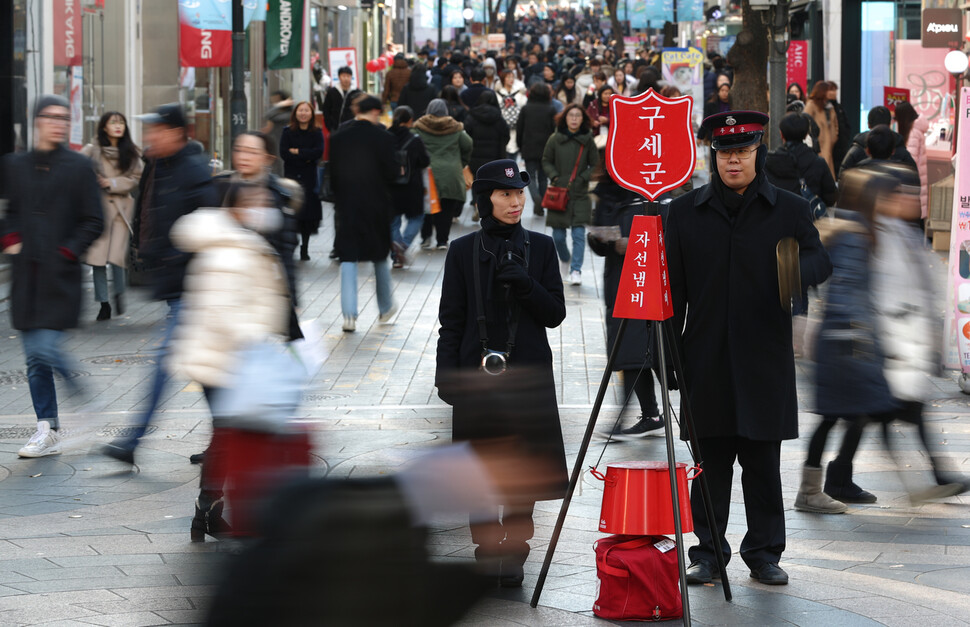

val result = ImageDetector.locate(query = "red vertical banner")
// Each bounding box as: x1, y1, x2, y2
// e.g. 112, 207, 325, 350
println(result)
53, 0, 82, 66
178, 1, 232, 68
786, 40, 808, 95
612, 216, 674, 321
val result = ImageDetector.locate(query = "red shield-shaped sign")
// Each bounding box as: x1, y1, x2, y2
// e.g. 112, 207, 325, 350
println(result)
605, 89, 695, 200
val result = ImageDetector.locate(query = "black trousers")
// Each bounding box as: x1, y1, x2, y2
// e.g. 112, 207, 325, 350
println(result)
469, 501, 536, 567
420, 198, 463, 245
688, 436, 785, 570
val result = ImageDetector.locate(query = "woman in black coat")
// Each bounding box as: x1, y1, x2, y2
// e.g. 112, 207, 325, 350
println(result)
515, 83, 558, 216
464, 92, 511, 175
279, 101, 324, 260
388, 107, 431, 268
397, 63, 436, 118
588, 173, 664, 437
435, 159, 567, 588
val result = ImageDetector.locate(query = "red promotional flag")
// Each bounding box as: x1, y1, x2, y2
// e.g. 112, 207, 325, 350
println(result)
605, 89, 695, 200
612, 216, 674, 321
179, 21, 232, 67
786, 41, 808, 95
53, 0, 82, 66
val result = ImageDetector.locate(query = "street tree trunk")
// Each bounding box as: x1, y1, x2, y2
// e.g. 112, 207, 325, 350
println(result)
503, 0, 519, 38
726, 0, 769, 114
488, 0, 499, 34
605, 0, 626, 57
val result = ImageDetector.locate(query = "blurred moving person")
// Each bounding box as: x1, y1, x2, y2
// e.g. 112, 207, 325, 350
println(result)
170, 181, 310, 541
388, 106, 431, 269
81, 111, 143, 322
329, 96, 400, 332
839, 106, 916, 176
894, 102, 929, 225
279, 101, 324, 261
259, 90, 293, 177
102, 103, 217, 465
435, 160, 568, 587
1, 95, 103, 457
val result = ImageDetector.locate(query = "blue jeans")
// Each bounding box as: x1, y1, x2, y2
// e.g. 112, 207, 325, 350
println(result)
123, 299, 182, 447
340, 258, 393, 318
552, 226, 586, 274
92, 264, 125, 302
21, 329, 80, 428
524, 159, 548, 208
391, 214, 425, 249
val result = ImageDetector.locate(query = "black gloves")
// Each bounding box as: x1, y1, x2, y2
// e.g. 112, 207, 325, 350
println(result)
495, 259, 533, 296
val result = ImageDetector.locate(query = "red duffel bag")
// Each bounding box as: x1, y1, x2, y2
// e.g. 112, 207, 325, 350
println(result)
592, 534, 682, 621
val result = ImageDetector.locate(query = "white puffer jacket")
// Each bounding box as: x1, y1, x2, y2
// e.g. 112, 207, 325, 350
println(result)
170, 209, 290, 388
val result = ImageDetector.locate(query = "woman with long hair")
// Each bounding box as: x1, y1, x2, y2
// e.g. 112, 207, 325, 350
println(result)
895, 101, 928, 222
81, 111, 143, 321
787, 82, 805, 102
586, 84, 614, 135
440, 84, 468, 123
804, 80, 838, 176
555, 74, 583, 107
541, 103, 600, 286
279, 101, 324, 260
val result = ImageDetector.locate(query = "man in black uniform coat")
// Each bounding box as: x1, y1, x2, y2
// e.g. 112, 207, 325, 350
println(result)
665, 111, 832, 586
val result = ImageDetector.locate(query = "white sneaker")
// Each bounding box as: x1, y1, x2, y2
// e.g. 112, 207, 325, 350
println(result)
18, 420, 61, 458
569, 271, 582, 286
342, 316, 356, 332
379, 302, 399, 324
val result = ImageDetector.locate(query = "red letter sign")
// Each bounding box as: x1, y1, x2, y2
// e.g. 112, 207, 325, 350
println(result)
605, 88, 695, 200
613, 216, 674, 321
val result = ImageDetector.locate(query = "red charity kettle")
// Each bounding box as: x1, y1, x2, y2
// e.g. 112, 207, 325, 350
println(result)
592, 461, 699, 535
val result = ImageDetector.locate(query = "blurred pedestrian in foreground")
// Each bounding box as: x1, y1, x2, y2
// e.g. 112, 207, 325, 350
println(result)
2, 95, 103, 457
102, 103, 217, 465
435, 159, 568, 587
329, 95, 400, 332
279, 101, 323, 261
388, 106, 431, 269
81, 111, 143, 322
588, 170, 664, 438
669, 111, 832, 586
171, 180, 310, 540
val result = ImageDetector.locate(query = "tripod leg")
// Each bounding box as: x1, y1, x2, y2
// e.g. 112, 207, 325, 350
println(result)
656, 323, 692, 623
662, 318, 733, 602
530, 318, 629, 608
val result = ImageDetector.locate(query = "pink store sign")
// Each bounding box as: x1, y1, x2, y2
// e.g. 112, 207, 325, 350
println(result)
786, 40, 808, 95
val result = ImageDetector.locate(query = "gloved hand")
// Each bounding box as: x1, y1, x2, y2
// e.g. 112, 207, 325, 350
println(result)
495, 259, 532, 296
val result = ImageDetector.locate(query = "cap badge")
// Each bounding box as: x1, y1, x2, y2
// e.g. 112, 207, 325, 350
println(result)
505, 168, 515, 178
725, 116, 737, 126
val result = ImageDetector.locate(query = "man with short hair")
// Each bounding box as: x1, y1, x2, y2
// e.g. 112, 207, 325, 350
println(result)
1, 95, 104, 457
667, 111, 832, 587
460, 67, 493, 109
322, 66, 359, 132
840, 105, 916, 175
765, 112, 839, 207
102, 103, 217, 464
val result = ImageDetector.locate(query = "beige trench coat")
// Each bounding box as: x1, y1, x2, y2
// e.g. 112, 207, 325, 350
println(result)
80, 143, 143, 267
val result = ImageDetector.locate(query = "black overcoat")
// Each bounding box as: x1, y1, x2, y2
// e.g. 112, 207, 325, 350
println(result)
588, 180, 656, 371
329, 120, 399, 262
1, 147, 103, 330
435, 227, 568, 499
279, 126, 324, 230
388, 125, 431, 218
463, 104, 511, 174
665, 169, 832, 442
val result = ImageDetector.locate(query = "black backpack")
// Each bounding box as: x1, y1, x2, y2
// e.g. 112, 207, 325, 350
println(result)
394, 134, 417, 185
782, 146, 827, 220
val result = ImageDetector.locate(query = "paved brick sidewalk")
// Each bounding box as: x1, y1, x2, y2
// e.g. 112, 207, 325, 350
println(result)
1, 199, 969, 626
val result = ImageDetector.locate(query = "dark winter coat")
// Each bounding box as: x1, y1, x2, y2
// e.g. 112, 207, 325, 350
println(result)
463, 104, 511, 174
413, 115, 473, 202
279, 126, 324, 231
389, 125, 431, 218
588, 180, 655, 371
515, 100, 557, 161
840, 130, 917, 175
813, 218, 898, 417
541, 130, 600, 228
322, 86, 360, 132
397, 71, 436, 118
132, 142, 218, 301
460, 84, 492, 109
435, 227, 568, 501
329, 120, 399, 262
764, 141, 839, 206
665, 149, 833, 441
382, 58, 412, 104
1, 147, 104, 330
830, 99, 853, 173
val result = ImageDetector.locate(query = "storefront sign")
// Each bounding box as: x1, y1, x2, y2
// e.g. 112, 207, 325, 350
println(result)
661, 47, 704, 127
944, 87, 970, 371
267, 0, 305, 69
328, 48, 359, 90
487, 33, 506, 51
922, 9, 963, 49
786, 40, 808, 97
613, 216, 674, 321
883, 86, 910, 111
53, 0, 82, 67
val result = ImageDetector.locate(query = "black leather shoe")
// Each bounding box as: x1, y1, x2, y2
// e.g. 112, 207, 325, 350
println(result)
102, 441, 134, 465
749, 562, 789, 585
96, 302, 111, 321
685, 560, 715, 584
189, 452, 205, 465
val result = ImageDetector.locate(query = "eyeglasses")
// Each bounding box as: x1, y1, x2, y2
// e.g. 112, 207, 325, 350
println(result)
37, 114, 71, 123
715, 146, 757, 160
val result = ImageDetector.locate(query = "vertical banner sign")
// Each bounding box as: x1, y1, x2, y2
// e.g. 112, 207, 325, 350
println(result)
613, 216, 674, 321
605, 88, 696, 200
178, 0, 232, 67
883, 86, 910, 111
676, 0, 704, 22
53, 0, 82, 66
69, 66, 83, 150
661, 48, 705, 127
328, 48, 359, 90
267, 0, 306, 70
418, 0, 437, 28
944, 87, 970, 371
786, 40, 808, 95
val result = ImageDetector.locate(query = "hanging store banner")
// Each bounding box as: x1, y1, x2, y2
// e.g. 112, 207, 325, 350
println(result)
676, 0, 704, 23
418, 0, 437, 29
943, 86, 970, 371
267, 0, 306, 69
661, 47, 704, 126
786, 40, 808, 96
53, 0, 82, 67
178, 0, 232, 67
244, 0, 268, 26
69, 66, 83, 150
443, 0, 465, 28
